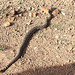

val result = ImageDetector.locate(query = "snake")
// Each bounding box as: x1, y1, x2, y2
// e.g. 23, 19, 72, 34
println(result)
0, 8, 58, 73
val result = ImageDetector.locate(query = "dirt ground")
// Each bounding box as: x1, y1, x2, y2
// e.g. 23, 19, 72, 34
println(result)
0, 0, 75, 75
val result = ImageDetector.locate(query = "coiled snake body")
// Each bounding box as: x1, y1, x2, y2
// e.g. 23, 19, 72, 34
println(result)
0, 8, 58, 73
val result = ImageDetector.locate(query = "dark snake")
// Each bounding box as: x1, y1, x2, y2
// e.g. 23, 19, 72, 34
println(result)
0, 8, 58, 73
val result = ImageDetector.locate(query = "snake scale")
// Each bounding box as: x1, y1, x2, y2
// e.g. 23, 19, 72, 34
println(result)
0, 8, 59, 73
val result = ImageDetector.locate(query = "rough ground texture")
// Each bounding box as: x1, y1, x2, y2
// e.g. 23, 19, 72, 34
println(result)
0, 0, 75, 75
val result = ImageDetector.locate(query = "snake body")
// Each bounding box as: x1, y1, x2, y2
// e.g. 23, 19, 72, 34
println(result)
0, 9, 55, 73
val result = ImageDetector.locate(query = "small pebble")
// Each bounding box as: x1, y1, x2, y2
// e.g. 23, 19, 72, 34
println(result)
16, 15, 19, 17
61, 12, 65, 15
33, 12, 36, 17
26, 19, 31, 25
27, 7, 32, 11
41, 7, 48, 13
19, 13, 22, 17
18, 6, 21, 10
29, 12, 32, 17
26, 22, 30, 25
52, 9, 59, 16
3, 21, 11, 27
55, 46, 59, 49
10, 9, 15, 16
54, 28, 57, 31
56, 55, 60, 58
34, 47, 38, 50
8, 17, 15, 22
32, 7, 35, 11
19, 62, 21, 65
67, 60, 71, 62
10, 51, 14, 54
27, 59, 30, 62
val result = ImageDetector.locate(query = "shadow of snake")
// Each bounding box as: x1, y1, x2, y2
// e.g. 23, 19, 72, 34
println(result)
0, 8, 57, 73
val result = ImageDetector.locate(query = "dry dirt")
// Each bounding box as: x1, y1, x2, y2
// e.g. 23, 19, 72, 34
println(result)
0, 0, 75, 75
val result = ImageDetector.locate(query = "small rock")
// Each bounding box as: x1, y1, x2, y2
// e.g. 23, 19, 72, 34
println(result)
19, 62, 21, 65
54, 28, 57, 31
10, 50, 14, 56
34, 47, 38, 50
41, 7, 49, 13
55, 46, 59, 49
33, 12, 36, 17
19, 13, 22, 17
67, 60, 71, 62
8, 16, 15, 22
26, 19, 31, 25
18, 6, 21, 10
31, 12, 37, 17
52, 9, 59, 16
61, 12, 65, 15
26, 22, 30, 25
10, 9, 15, 16
56, 55, 60, 58
10, 51, 14, 54
32, 7, 35, 11
27, 7, 32, 11
29, 12, 32, 17
3, 21, 11, 27
27, 59, 30, 62
16, 15, 19, 17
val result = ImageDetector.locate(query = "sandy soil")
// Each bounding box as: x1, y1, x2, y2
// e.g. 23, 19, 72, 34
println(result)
0, 0, 75, 75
